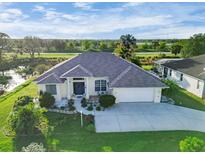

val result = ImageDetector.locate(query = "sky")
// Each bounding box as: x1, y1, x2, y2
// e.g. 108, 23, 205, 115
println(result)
1, 2, 205, 39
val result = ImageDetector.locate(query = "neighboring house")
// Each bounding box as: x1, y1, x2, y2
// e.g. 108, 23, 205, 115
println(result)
34, 52, 167, 103
156, 54, 205, 98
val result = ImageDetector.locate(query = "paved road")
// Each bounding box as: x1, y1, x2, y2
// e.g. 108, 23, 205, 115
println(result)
95, 103, 205, 133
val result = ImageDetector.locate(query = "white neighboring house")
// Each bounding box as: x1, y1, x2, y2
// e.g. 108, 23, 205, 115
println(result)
155, 54, 205, 98
34, 52, 167, 104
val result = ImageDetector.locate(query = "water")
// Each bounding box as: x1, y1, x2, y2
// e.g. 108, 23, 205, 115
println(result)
3, 70, 26, 92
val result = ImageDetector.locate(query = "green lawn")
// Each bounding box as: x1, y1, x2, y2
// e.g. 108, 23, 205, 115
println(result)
163, 81, 205, 111
142, 65, 153, 70
1, 80, 205, 151
5, 52, 179, 59
0, 80, 38, 151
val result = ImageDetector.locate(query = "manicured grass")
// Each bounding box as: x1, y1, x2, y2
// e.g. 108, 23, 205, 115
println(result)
13, 113, 205, 152
142, 65, 153, 70
0, 80, 38, 151
163, 81, 205, 111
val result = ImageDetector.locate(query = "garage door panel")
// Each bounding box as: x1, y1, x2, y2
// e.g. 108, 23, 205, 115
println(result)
113, 88, 154, 103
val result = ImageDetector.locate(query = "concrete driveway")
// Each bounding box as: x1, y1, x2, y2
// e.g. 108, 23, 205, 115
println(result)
95, 103, 205, 133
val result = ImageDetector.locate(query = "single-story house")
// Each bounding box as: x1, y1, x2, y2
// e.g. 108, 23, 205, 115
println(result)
34, 52, 167, 103
155, 54, 205, 98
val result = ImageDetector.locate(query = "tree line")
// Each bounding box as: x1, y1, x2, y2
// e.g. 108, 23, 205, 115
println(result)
1, 32, 205, 62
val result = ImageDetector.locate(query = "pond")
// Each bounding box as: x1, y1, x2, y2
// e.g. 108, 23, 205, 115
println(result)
3, 70, 26, 92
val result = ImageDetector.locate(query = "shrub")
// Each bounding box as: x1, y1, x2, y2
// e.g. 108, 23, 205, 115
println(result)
159, 53, 166, 58
96, 106, 101, 111
131, 57, 141, 67
69, 99, 74, 105
85, 123, 95, 132
87, 104, 93, 111
13, 96, 32, 111
81, 98, 87, 107
22, 142, 46, 152
99, 95, 116, 108
85, 114, 94, 124
69, 105, 76, 111
102, 146, 113, 152
179, 136, 205, 152
39, 92, 55, 108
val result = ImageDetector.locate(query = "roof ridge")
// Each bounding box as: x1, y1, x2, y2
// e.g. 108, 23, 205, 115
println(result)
110, 66, 132, 86
60, 64, 93, 78
37, 73, 62, 84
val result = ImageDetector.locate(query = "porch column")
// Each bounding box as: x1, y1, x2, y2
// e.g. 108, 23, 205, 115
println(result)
85, 77, 89, 99
67, 78, 71, 99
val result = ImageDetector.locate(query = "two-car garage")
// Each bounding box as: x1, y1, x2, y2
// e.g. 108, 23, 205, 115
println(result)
112, 87, 162, 103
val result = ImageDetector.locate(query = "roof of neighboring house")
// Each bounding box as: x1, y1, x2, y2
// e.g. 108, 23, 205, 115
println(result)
162, 54, 205, 80
154, 58, 182, 65
35, 52, 166, 88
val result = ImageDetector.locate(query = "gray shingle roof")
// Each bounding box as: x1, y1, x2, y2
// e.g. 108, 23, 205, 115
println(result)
60, 64, 93, 78
162, 54, 205, 80
37, 73, 64, 84
35, 52, 166, 87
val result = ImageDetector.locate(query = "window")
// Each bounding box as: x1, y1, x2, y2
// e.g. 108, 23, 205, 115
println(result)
180, 73, 183, 81
169, 69, 172, 76
101, 80, 107, 91
95, 80, 100, 91
197, 80, 200, 89
95, 80, 107, 92
46, 85, 57, 95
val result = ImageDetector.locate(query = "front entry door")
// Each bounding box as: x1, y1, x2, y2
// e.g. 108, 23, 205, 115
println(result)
73, 82, 85, 95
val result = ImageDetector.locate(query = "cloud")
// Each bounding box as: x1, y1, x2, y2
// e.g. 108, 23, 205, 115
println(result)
33, 5, 80, 21
1, 2, 205, 39
33, 5, 45, 12
73, 2, 93, 10
0, 8, 26, 22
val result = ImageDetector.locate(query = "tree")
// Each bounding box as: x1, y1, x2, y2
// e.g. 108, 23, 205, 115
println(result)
9, 103, 47, 134
115, 34, 137, 60
152, 41, 160, 49
141, 42, 149, 49
23, 36, 42, 59
81, 40, 91, 50
34, 64, 51, 74
99, 41, 107, 50
0, 32, 10, 62
181, 33, 205, 57
179, 136, 205, 152
171, 43, 183, 55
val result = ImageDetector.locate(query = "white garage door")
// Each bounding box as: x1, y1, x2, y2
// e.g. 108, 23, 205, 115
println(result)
113, 88, 155, 103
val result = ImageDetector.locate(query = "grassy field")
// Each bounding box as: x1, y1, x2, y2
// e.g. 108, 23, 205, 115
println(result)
5, 52, 179, 59
163, 82, 205, 111
0, 80, 205, 151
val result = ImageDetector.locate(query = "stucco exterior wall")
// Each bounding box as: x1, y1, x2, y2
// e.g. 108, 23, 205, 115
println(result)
38, 83, 66, 101
165, 68, 205, 98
